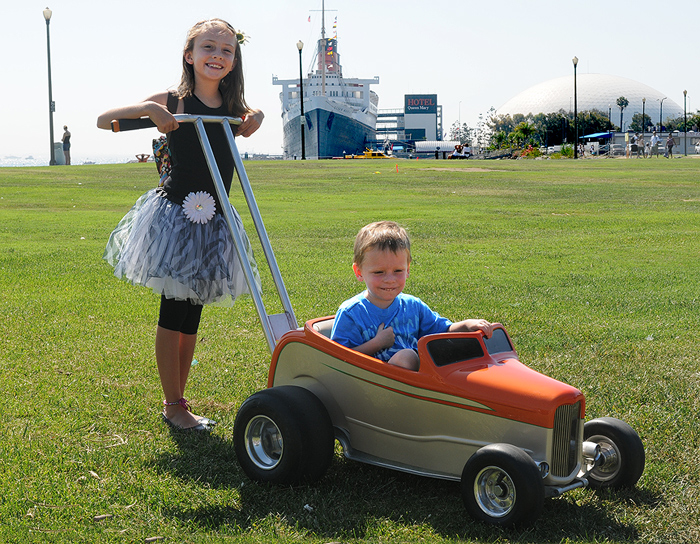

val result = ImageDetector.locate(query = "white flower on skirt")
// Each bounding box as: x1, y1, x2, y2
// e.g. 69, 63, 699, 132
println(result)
182, 191, 216, 224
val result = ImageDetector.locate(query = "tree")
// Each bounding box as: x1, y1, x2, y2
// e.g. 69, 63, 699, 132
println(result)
616, 96, 629, 131
630, 113, 653, 133
487, 114, 516, 136
448, 121, 473, 145
510, 122, 537, 148
531, 111, 570, 147
492, 130, 508, 149
481, 109, 618, 150
666, 111, 700, 133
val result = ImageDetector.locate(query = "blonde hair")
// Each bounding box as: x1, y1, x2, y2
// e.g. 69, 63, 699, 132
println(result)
353, 221, 412, 266
177, 19, 250, 117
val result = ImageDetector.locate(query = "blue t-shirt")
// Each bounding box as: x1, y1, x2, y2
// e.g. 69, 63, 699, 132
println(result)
330, 292, 452, 361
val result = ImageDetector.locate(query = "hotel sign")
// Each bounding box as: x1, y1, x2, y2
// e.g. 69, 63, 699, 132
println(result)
405, 94, 438, 114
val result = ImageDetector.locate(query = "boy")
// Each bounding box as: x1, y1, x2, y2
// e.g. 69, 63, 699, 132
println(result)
330, 221, 494, 371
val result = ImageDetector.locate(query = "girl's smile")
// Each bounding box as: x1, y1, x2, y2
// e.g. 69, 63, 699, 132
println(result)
185, 28, 238, 82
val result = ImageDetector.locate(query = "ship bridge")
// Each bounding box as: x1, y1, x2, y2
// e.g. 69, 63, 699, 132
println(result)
273, 37, 378, 117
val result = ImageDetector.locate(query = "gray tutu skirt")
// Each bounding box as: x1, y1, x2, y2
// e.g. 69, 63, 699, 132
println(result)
104, 189, 260, 306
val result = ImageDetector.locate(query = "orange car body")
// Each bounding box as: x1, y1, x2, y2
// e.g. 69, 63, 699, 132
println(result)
269, 318, 585, 486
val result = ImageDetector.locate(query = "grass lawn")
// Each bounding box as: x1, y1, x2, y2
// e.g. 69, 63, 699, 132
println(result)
1, 157, 698, 543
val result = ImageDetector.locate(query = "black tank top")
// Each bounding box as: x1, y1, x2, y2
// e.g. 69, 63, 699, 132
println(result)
161, 94, 235, 213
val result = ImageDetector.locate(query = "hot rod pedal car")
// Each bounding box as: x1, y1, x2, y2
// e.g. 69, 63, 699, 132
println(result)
233, 319, 645, 526
111, 115, 645, 527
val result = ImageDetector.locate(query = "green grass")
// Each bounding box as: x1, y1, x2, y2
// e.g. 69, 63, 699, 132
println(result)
1, 157, 699, 543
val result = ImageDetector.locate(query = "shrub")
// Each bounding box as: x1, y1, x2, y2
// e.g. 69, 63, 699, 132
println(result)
519, 145, 542, 159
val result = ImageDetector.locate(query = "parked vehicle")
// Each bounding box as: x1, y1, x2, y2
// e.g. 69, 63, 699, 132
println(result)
604, 143, 625, 156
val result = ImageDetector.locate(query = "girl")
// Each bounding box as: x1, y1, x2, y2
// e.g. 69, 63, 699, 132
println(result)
97, 19, 264, 431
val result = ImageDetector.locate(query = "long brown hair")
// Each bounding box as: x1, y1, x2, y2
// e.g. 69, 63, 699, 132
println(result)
177, 19, 250, 117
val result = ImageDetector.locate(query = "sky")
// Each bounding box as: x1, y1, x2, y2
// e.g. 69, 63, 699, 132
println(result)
3, 0, 699, 164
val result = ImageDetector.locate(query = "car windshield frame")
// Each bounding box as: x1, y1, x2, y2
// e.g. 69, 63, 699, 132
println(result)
426, 328, 514, 367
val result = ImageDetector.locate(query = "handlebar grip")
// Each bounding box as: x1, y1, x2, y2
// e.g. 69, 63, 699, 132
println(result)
111, 118, 156, 133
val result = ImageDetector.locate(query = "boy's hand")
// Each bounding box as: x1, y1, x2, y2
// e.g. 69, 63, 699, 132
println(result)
374, 323, 395, 349
451, 319, 495, 338
471, 320, 494, 339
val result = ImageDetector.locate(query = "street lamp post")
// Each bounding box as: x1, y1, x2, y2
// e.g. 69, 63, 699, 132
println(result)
296, 40, 306, 160
608, 104, 611, 130
683, 90, 687, 156
573, 56, 578, 159
658, 97, 666, 132
43, 7, 56, 166
458, 101, 462, 142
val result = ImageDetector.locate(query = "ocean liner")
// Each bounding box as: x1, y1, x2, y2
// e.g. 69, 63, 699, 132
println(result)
272, 9, 379, 159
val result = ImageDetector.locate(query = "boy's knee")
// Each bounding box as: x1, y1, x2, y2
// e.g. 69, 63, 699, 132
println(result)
388, 349, 420, 371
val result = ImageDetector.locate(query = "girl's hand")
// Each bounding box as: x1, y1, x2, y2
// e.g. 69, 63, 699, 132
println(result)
149, 102, 179, 134
237, 109, 264, 137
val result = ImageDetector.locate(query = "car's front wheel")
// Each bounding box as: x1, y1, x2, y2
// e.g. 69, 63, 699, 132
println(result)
583, 417, 645, 489
461, 443, 544, 527
233, 385, 334, 485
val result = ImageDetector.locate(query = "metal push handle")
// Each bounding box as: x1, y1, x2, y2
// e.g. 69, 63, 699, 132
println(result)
112, 114, 297, 353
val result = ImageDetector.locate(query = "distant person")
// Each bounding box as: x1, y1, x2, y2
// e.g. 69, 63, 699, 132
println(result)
61, 125, 71, 165
666, 134, 675, 158
636, 134, 644, 158
650, 131, 659, 157
330, 221, 495, 371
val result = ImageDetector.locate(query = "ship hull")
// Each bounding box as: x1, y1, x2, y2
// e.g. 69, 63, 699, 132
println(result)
282, 107, 375, 159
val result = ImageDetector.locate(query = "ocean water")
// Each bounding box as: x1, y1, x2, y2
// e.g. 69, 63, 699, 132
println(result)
0, 155, 144, 167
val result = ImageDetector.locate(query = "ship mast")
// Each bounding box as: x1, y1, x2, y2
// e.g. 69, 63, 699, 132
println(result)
321, 0, 326, 96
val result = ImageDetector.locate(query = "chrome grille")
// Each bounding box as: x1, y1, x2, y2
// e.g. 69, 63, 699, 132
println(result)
551, 401, 581, 477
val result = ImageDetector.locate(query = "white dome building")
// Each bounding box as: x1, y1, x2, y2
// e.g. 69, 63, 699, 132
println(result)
498, 74, 684, 131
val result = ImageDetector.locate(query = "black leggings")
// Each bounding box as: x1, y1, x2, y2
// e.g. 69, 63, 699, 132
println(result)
158, 296, 203, 335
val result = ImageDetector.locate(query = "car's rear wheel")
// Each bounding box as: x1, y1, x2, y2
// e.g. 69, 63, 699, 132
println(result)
583, 417, 645, 489
233, 385, 334, 485
461, 444, 544, 527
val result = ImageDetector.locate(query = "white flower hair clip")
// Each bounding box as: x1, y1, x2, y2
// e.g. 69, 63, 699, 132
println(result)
182, 191, 216, 224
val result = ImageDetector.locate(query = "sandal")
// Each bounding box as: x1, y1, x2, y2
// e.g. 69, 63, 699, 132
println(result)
161, 412, 210, 432
162, 398, 216, 430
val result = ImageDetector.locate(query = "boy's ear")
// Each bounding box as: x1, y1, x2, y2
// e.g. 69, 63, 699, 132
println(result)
352, 262, 364, 282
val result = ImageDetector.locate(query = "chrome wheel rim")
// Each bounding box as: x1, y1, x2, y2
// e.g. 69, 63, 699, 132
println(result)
474, 466, 516, 518
587, 434, 621, 482
245, 415, 283, 470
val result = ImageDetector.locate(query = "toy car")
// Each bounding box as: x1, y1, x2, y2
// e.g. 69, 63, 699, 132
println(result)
233, 318, 645, 526
111, 115, 645, 527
